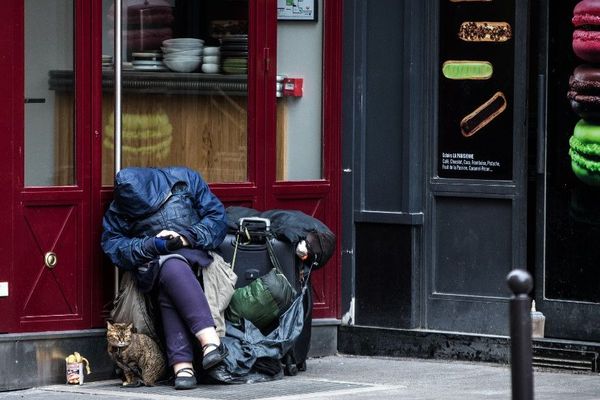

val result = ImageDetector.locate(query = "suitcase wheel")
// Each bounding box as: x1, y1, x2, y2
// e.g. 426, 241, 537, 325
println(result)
284, 362, 298, 376
283, 354, 298, 376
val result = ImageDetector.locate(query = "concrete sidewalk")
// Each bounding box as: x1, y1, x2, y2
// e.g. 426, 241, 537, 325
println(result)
1, 355, 599, 400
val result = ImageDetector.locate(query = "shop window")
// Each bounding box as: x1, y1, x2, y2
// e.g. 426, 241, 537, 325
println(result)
25, 0, 75, 186
98, 0, 249, 185
275, 0, 323, 181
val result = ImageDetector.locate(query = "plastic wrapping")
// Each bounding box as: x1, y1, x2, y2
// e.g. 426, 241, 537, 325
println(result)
202, 294, 304, 384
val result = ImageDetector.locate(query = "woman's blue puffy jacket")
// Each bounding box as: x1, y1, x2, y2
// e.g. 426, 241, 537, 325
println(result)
101, 166, 227, 272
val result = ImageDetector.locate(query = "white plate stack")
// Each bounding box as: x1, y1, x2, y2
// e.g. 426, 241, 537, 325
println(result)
162, 38, 204, 73
102, 54, 113, 70
202, 46, 221, 73
132, 51, 167, 72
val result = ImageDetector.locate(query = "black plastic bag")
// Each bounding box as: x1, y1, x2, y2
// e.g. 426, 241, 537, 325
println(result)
225, 207, 336, 270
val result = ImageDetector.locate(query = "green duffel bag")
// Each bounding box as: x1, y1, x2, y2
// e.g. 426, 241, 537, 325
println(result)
226, 268, 297, 331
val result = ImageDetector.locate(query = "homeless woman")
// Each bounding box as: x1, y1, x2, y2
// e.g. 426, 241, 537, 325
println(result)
101, 166, 228, 390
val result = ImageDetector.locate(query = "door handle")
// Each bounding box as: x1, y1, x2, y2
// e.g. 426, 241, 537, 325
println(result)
536, 74, 547, 175
24, 98, 46, 104
44, 252, 57, 269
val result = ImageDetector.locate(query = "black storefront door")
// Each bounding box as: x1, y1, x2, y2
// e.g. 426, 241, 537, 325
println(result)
535, 0, 600, 342
425, 0, 529, 335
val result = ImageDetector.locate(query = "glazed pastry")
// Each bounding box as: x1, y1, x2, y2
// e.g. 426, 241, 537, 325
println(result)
569, 119, 600, 186
568, 64, 600, 122
460, 92, 507, 137
458, 22, 512, 42
572, 0, 600, 62
442, 61, 493, 80
104, 112, 173, 160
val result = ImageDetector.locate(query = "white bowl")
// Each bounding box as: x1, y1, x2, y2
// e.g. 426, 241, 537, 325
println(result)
203, 55, 220, 64
164, 58, 201, 72
163, 55, 202, 61
161, 48, 202, 56
203, 46, 221, 56
163, 38, 204, 46
162, 46, 203, 52
201, 63, 220, 73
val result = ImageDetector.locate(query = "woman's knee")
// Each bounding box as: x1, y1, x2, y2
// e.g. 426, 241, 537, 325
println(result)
159, 258, 194, 282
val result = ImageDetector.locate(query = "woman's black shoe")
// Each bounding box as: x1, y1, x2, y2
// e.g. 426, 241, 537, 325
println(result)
202, 342, 229, 370
174, 367, 196, 390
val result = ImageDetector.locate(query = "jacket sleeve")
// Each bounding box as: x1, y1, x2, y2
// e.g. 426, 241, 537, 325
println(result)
180, 169, 227, 250
101, 209, 159, 271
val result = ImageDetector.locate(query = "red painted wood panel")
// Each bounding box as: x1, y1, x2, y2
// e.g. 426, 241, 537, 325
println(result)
0, 0, 17, 333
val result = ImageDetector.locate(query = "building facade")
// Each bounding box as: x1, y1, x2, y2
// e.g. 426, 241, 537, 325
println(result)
2, 0, 600, 391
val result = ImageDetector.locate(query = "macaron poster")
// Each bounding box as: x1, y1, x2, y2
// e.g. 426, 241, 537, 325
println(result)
438, 0, 515, 180
569, 0, 600, 186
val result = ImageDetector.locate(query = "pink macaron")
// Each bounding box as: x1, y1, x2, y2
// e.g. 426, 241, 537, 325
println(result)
573, 0, 600, 62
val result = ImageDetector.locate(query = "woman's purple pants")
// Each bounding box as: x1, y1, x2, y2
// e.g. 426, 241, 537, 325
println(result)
157, 258, 215, 367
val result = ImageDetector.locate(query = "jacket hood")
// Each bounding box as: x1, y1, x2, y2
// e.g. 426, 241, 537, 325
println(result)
111, 167, 181, 217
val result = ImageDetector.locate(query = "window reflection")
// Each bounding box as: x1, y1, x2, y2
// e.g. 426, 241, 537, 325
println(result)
101, 0, 249, 186
25, 0, 74, 186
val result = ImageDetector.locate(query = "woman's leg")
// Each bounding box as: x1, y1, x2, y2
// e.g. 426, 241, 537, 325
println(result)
157, 258, 220, 368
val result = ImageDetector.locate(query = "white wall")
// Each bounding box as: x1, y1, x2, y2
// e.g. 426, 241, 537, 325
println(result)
276, 0, 323, 181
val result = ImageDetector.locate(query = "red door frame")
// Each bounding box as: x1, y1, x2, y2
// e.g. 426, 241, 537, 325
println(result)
210, 0, 267, 210
5, 0, 96, 332
263, 0, 342, 319
91, 0, 112, 327
0, 0, 18, 333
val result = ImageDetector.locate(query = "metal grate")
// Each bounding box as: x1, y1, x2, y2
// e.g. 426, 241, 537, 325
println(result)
47, 378, 375, 400
533, 347, 599, 373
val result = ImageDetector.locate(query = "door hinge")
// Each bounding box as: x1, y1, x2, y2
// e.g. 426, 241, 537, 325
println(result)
264, 47, 270, 73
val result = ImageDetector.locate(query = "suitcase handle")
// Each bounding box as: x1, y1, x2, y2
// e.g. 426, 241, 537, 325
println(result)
239, 217, 271, 230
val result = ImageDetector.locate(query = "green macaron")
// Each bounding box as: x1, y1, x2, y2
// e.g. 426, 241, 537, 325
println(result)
569, 119, 600, 186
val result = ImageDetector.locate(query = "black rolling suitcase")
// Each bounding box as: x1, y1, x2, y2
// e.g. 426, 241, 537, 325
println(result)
218, 216, 312, 375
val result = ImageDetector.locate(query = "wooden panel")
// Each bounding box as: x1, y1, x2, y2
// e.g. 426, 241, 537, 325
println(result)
57, 92, 289, 186
276, 98, 288, 181
54, 94, 75, 186
17, 204, 82, 329
101, 94, 248, 184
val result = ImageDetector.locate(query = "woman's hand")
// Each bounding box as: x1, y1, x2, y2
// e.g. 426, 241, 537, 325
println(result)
156, 230, 190, 247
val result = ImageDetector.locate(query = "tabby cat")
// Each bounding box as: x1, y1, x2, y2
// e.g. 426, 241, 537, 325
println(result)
106, 321, 166, 386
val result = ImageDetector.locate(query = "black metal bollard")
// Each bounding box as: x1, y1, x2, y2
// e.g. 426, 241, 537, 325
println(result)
507, 269, 534, 400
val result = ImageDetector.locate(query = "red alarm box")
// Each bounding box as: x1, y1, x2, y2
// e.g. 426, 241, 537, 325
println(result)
282, 78, 303, 97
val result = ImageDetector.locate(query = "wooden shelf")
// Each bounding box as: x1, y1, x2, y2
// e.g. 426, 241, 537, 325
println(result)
49, 69, 248, 96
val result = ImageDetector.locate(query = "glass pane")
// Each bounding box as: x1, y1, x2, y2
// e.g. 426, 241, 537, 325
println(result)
275, 0, 323, 181
25, 0, 75, 186
101, 0, 248, 186
544, 1, 600, 303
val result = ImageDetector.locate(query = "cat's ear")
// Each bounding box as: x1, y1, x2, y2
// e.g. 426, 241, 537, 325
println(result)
126, 322, 133, 331
107, 320, 113, 329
